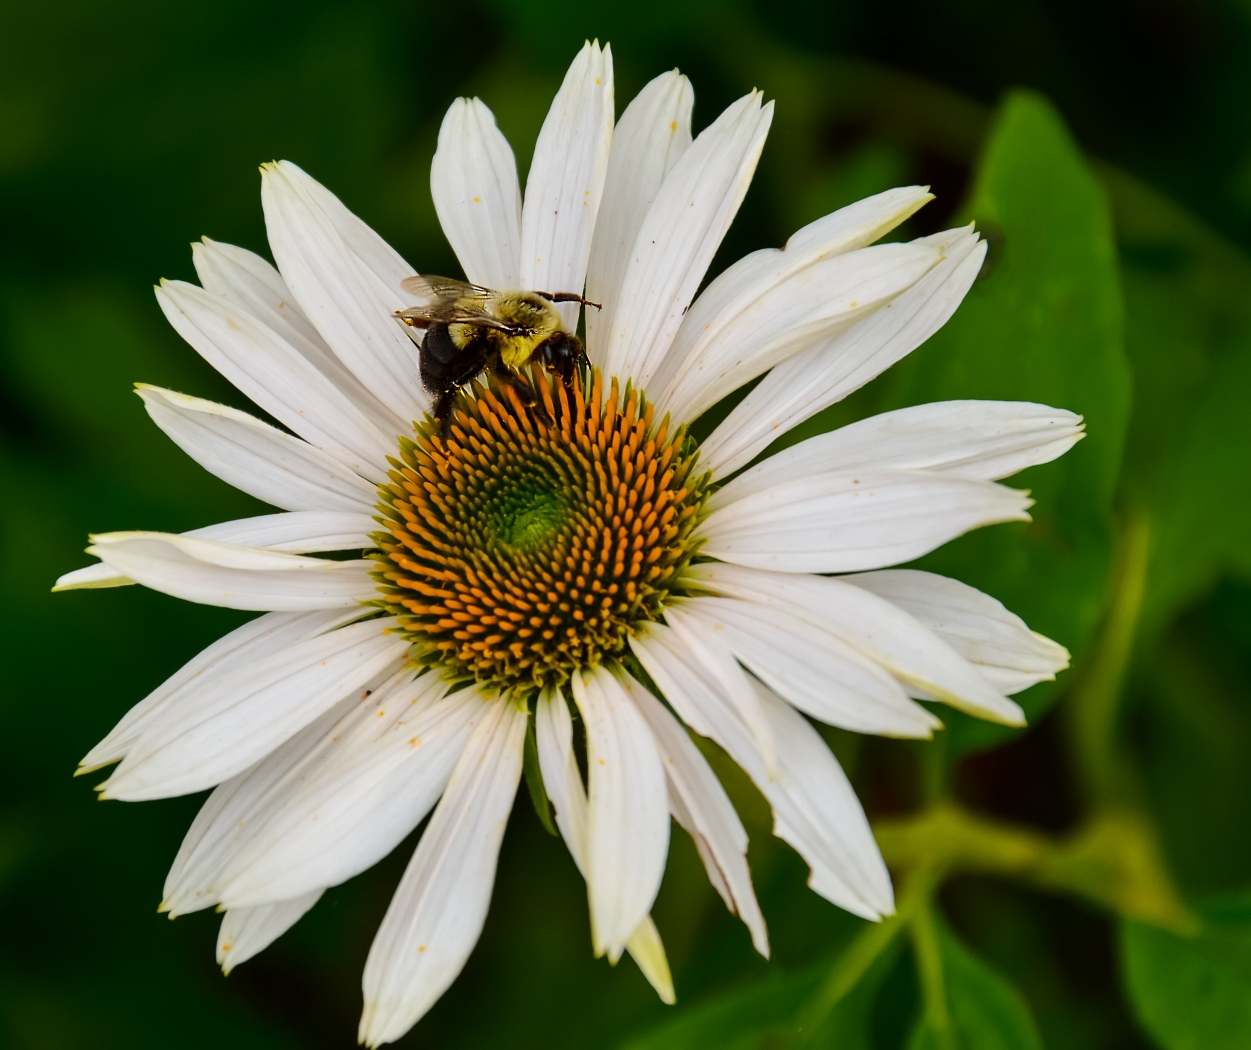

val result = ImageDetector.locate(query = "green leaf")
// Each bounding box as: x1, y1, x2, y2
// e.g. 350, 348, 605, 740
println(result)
621, 930, 902, 1050
1121, 894, 1251, 1050
1103, 167, 1251, 636
909, 910, 1044, 1050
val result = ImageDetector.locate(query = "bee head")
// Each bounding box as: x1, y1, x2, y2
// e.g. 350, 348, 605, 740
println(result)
535, 329, 587, 386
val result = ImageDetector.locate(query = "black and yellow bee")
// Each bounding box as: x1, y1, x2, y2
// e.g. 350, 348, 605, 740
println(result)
397, 276, 598, 435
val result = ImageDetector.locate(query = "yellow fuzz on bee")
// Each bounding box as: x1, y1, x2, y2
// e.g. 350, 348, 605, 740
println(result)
373, 368, 707, 691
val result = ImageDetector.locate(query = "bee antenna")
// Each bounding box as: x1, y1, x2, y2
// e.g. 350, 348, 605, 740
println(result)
538, 291, 603, 310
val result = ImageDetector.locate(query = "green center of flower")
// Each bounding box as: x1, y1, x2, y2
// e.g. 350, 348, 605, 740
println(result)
372, 368, 708, 691
487, 474, 568, 550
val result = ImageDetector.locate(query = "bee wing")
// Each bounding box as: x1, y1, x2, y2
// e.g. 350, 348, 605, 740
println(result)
400, 274, 491, 304
398, 275, 525, 332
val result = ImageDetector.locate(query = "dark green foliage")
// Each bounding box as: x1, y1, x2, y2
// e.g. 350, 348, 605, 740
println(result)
1121, 894, 1251, 1050
3, 1, 1251, 1048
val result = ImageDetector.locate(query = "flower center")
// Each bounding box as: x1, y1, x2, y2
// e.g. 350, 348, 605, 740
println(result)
373, 369, 707, 691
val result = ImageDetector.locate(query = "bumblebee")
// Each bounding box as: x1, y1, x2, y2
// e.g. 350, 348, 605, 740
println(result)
397, 275, 597, 435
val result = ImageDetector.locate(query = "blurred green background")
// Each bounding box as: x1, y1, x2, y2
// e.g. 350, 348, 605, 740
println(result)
4, 0, 1251, 1046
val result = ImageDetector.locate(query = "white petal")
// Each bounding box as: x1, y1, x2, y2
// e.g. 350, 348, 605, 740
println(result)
678, 596, 940, 736
82, 609, 363, 775
845, 569, 1070, 694
182, 510, 377, 552
653, 187, 936, 419
599, 91, 774, 386
702, 226, 986, 480
570, 664, 670, 961
685, 563, 1025, 726
155, 281, 395, 483
162, 687, 391, 915
261, 161, 428, 424
628, 681, 769, 957
216, 681, 487, 909
585, 70, 693, 363
663, 604, 776, 774
290, 163, 418, 295
193, 238, 408, 435
86, 531, 376, 611
136, 385, 378, 513
629, 624, 892, 919
659, 241, 942, 425
217, 890, 323, 974
534, 687, 589, 872
714, 401, 1084, 510
58, 510, 375, 595
518, 41, 614, 331
534, 688, 679, 1002
359, 698, 527, 1047
100, 617, 408, 800
698, 469, 1033, 574
430, 98, 522, 289
53, 562, 133, 591
661, 186, 932, 389
624, 915, 676, 1006
748, 675, 894, 916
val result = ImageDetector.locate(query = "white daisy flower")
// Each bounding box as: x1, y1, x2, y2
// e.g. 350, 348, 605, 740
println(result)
58, 41, 1080, 1046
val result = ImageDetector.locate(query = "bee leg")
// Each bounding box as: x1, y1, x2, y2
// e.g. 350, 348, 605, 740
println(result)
495, 368, 553, 427
434, 389, 458, 441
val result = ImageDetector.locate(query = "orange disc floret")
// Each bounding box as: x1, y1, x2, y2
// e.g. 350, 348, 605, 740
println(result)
372, 367, 707, 690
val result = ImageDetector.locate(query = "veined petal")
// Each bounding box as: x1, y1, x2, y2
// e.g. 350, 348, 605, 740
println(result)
135, 386, 378, 513
653, 186, 936, 417
216, 681, 487, 909
261, 161, 429, 424
585, 70, 693, 363
534, 688, 679, 1003
290, 162, 417, 295
702, 226, 986, 480
659, 240, 941, 424
519, 41, 614, 331
629, 623, 892, 919
600, 91, 774, 386
192, 238, 408, 435
534, 687, 589, 871
698, 469, 1033, 575
359, 698, 527, 1047
713, 401, 1084, 509
628, 681, 769, 957
82, 609, 365, 776
59, 509, 376, 593
86, 531, 377, 611
685, 563, 1025, 726
664, 186, 933, 386
217, 890, 323, 974
182, 510, 377, 552
570, 664, 670, 961
663, 604, 776, 774
749, 675, 894, 917
845, 569, 1070, 695
430, 97, 522, 289
163, 697, 373, 916
100, 617, 408, 800
678, 596, 940, 737
155, 280, 394, 483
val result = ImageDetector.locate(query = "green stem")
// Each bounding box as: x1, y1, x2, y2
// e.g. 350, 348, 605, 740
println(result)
794, 866, 940, 1044
1068, 508, 1150, 807
911, 892, 957, 1050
